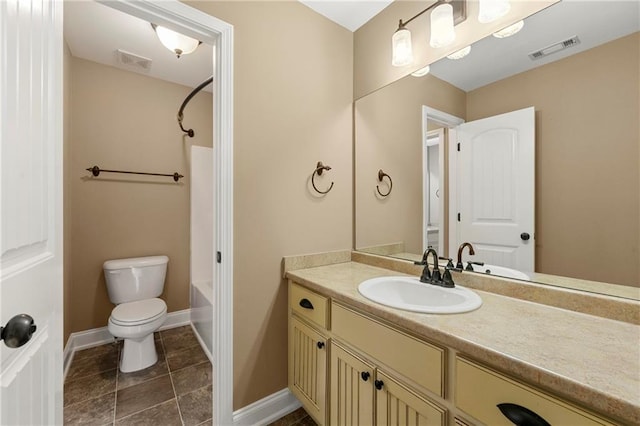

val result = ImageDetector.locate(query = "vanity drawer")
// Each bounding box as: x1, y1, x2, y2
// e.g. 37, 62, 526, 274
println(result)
290, 282, 329, 329
332, 303, 444, 397
455, 357, 613, 426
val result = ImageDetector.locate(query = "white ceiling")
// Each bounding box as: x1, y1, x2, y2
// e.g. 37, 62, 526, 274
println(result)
430, 1, 640, 91
64, 1, 639, 95
64, 1, 214, 92
299, 0, 394, 31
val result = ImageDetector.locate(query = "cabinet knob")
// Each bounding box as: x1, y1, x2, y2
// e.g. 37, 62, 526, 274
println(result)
374, 379, 384, 390
497, 403, 550, 426
360, 371, 370, 381
299, 298, 314, 310
316, 341, 325, 349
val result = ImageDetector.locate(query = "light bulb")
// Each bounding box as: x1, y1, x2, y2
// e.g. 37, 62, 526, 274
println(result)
154, 25, 200, 58
392, 24, 413, 67
478, 0, 511, 24
411, 65, 431, 77
493, 20, 524, 38
430, 4, 456, 48
447, 45, 471, 60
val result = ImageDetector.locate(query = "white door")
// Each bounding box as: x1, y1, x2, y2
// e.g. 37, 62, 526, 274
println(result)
455, 107, 534, 271
0, 0, 63, 424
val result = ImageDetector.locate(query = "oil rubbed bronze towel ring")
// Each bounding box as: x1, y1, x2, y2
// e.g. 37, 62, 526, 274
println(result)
377, 169, 393, 197
312, 161, 334, 194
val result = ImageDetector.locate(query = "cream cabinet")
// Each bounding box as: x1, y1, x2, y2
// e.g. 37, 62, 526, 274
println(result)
288, 280, 617, 426
455, 357, 614, 426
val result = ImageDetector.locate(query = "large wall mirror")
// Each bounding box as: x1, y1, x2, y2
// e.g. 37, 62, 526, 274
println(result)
355, 1, 639, 299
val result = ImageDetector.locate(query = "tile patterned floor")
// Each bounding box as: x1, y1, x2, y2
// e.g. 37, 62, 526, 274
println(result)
267, 407, 317, 426
64, 326, 212, 425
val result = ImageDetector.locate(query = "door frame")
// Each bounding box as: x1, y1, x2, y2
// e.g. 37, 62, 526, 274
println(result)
422, 106, 464, 259
423, 129, 445, 253
98, 1, 234, 424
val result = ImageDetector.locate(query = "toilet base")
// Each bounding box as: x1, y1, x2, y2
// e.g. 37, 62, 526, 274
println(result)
120, 333, 158, 373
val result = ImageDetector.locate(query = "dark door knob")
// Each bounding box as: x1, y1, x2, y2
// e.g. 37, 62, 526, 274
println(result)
361, 371, 370, 381
1, 314, 37, 348
317, 341, 325, 349
520, 232, 530, 241
374, 379, 384, 390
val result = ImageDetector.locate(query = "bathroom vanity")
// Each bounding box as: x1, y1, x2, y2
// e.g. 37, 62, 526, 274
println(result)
285, 256, 639, 426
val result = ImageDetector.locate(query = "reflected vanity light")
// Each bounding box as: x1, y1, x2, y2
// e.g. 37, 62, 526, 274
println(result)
151, 24, 201, 58
411, 65, 431, 77
493, 20, 524, 38
478, 0, 511, 23
447, 45, 471, 59
391, 0, 466, 67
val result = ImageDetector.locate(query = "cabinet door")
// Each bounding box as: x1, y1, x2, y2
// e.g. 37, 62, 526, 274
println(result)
330, 343, 375, 426
289, 316, 327, 425
375, 370, 446, 426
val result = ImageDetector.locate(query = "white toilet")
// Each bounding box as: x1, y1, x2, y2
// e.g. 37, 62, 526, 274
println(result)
104, 255, 169, 373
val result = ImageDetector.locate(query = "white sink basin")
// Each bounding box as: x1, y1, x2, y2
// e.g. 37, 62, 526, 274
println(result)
358, 276, 482, 314
468, 264, 530, 280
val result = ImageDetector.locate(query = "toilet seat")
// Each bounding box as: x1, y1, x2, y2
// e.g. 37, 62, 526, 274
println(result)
110, 298, 167, 326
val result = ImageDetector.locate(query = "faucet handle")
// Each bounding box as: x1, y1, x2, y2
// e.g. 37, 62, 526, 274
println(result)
414, 260, 427, 266
441, 268, 455, 288
465, 261, 485, 271
439, 257, 454, 268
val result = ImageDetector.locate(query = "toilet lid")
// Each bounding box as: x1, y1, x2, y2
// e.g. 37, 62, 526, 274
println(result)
111, 298, 167, 326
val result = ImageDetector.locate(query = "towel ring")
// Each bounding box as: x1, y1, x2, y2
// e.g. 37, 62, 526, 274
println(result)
377, 169, 392, 197
312, 161, 334, 194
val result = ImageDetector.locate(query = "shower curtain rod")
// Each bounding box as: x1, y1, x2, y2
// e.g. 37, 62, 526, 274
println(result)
178, 76, 213, 138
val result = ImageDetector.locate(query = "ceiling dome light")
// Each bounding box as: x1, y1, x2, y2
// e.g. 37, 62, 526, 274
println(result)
493, 20, 524, 38
447, 45, 471, 60
392, 21, 413, 67
430, 4, 456, 48
411, 65, 431, 77
478, 0, 511, 24
152, 24, 200, 58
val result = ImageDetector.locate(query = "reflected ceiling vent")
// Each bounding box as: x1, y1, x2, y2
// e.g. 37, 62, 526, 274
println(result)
528, 36, 581, 60
116, 49, 152, 71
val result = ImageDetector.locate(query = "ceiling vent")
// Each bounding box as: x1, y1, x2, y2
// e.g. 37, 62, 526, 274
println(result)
528, 36, 581, 61
116, 49, 152, 71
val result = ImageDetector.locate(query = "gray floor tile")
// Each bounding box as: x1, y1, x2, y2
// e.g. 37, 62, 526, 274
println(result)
63, 392, 115, 425
177, 385, 212, 426
115, 399, 182, 426
73, 343, 119, 363
66, 351, 119, 381
64, 369, 117, 407
115, 375, 174, 419
162, 328, 199, 355
171, 361, 212, 396
166, 344, 208, 372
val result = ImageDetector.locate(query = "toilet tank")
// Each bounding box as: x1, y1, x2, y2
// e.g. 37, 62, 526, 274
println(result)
103, 256, 169, 304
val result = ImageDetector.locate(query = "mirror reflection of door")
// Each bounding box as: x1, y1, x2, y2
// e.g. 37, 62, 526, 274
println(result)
454, 107, 535, 272
424, 129, 444, 253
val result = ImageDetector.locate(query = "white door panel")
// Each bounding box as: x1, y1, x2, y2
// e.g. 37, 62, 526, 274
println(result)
0, 0, 63, 424
456, 107, 535, 271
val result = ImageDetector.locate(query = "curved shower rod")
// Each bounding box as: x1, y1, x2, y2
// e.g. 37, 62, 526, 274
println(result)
178, 76, 213, 138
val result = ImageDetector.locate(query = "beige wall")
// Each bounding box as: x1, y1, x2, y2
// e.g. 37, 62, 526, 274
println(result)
186, 1, 353, 410
354, 0, 558, 99
65, 57, 213, 342
467, 32, 639, 286
355, 74, 465, 254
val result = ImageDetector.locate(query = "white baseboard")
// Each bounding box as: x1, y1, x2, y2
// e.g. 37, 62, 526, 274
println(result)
233, 388, 301, 426
63, 309, 191, 380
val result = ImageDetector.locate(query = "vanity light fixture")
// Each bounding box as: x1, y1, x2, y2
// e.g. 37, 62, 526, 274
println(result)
493, 20, 524, 38
447, 45, 471, 59
478, 0, 511, 24
411, 65, 431, 77
151, 24, 201, 58
391, 0, 467, 67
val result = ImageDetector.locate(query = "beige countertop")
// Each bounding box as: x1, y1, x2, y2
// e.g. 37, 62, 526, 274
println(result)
285, 261, 640, 424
